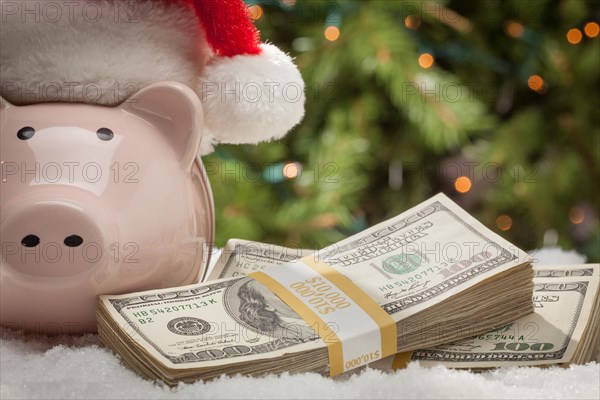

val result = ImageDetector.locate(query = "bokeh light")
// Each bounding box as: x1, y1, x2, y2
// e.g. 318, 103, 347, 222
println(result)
496, 215, 513, 231
405, 15, 421, 30
584, 22, 599, 38
505, 21, 524, 38
324, 26, 340, 42
283, 162, 302, 180
418, 53, 434, 69
569, 207, 585, 224
248, 5, 263, 21
566, 28, 583, 44
527, 74, 545, 93
454, 176, 472, 193
377, 48, 391, 64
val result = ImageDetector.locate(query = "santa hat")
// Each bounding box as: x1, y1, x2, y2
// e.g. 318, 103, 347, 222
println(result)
0, 0, 305, 155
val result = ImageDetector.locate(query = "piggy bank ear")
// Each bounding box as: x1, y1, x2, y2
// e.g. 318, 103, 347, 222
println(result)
122, 82, 203, 170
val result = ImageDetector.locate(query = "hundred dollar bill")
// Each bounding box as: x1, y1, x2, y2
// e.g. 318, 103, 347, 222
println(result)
208, 244, 598, 292
98, 193, 533, 383
533, 264, 599, 278
206, 239, 314, 281
373, 264, 600, 370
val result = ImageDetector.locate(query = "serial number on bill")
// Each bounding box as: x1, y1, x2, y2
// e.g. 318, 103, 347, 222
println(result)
142, 300, 217, 315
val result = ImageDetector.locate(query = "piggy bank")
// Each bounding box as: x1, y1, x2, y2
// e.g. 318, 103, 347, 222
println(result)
0, 82, 214, 335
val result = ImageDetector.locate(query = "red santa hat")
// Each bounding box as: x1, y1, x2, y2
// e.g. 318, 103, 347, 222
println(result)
0, 0, 305, 155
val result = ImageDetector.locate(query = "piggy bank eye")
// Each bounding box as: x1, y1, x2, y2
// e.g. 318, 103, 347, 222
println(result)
97, 128, 114, 141
17, 127, 35, 140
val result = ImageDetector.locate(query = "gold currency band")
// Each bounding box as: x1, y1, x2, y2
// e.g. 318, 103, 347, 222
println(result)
250, 256, 397, 376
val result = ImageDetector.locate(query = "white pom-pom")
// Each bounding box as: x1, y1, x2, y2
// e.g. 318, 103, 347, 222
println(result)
196, 44, 305, 155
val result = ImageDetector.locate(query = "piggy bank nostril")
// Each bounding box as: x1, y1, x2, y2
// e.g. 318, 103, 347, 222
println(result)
96, 128, 114, 141
64, 235, 83, 247
21, 234, 40, 247
17, 126, 35, 140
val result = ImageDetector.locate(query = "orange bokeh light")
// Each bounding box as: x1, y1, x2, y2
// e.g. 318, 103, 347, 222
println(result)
418, 53, 434, 69
283, 162, 301, 180
496, 215, 513, 231
454, 176, 472, 193
405, 15, 421, 30
527, 74, 545, 92
566, 28, 583, 44
248, 5, 263, 21
505, 21, 524, 38
377, 48, 391, 64
584, 22, 599, 38
324, 26, 340, 42
569, 207, 585, 224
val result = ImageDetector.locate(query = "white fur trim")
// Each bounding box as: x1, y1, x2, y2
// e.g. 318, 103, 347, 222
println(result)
197, 44, 305, 155
0, 0, 210, 105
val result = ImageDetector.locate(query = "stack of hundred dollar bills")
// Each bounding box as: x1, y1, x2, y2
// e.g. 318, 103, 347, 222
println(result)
98, 194, 543, 385
205, 247, 599, 372
371, 263, 599, 371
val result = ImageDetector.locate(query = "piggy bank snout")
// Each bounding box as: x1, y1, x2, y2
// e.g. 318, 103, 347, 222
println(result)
1, 198, 112, 278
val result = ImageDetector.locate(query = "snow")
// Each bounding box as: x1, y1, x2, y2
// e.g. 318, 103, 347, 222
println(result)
1, 247, 598, 399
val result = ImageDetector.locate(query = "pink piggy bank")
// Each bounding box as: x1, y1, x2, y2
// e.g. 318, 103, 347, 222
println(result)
0, 82, 214, 335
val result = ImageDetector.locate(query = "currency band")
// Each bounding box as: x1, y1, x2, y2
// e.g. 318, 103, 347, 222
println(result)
249, 257, 397, 376
391, 352, 413, 370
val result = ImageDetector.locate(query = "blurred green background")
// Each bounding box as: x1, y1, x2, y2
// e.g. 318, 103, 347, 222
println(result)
204, 0, 599, 262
